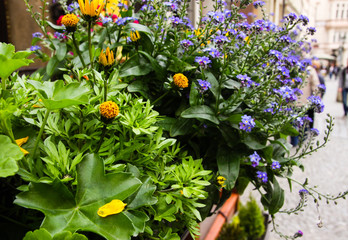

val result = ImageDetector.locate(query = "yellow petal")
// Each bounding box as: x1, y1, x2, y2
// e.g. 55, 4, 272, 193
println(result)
98, 199, 127, 217
78, 0, 85, 15
85, 0, 91, 16
19, 147, 29, 155
15, 136, 29, 147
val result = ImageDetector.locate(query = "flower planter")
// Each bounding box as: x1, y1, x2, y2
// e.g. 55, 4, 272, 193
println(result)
200, 193, 239, 240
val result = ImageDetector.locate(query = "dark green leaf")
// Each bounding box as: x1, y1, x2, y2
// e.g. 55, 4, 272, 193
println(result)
170, 118, 193, 137
15, 154, 146, 240
181, 105, 219, 124
280, 122, 299, 136
268, 177, 285, 214
217, 145, 241, 190
56, 42, 67, 61
46, 56, 60, 77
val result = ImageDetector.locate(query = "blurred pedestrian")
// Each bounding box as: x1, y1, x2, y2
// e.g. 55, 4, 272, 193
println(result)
312, 60, 326, 98
338, 59, 348, 116
291, 61, 320, 146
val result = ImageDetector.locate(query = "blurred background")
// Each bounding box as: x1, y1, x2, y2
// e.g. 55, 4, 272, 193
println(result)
1, 0, 348, 239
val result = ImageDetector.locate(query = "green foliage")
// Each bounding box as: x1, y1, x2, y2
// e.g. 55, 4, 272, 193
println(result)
218, 216, 247, 240
0, 43, 33, 81
0, 134, 24, 177
239, 197, 266, 240
15, 154, 147, 240
23, 228, 88, 240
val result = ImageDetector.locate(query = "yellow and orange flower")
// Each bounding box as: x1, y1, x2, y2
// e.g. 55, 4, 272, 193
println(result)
173, 73, 189, 89
99, 101, 119, 119
130, 30, 141, 42
61, 14, 79, 31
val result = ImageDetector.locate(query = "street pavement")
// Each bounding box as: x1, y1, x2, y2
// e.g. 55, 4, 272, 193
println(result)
241, 76, 348, 240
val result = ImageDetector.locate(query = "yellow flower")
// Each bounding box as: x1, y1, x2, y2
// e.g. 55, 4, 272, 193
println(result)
244, 36, 250, 45
130, 30, 141, 42
97, 199, 127, 217
173, 73, 189, 88
99, 101, 119, 119
99, 47, 115, 67
105, 0, 127, 16
217, 176, 226, 187
15, 136, 29, 155
61, 14, 79, 30
78, 0, 104, 19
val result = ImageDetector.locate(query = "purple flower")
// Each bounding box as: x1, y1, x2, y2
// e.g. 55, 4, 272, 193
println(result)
180, 39, 194, 49
274, 86, 297, 102
271, 161, 281, 170
195, 56, 211, 68
30, 45, 41, 51
67, 2, 79, 12
269, 50, 283, 60
102, 17, 112, 24
307, 95, 324, 113
207, 11, 225, 23
318, 83, 326, 92
214, 35, 230, 45
204, 48, 221, 58
299, 15, 309, 25
170, 16, 184, 26
253, 0, 265, 8
294, 230, 304, 238
249, 151, 261, 167
307, 27, 316, 35
311, 128, 320, 136
239, 115, 256, 132
32, 32, 43, 38
256, 171, 268, 183
164, 2, 178, 11
197, 79, 211, 92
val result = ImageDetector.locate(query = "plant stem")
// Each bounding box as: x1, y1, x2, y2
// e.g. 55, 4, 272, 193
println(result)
152, 91, 169, 105
72, 32, 86, 68
96, 124, 107, 153
32, 109, 50, 158
88, 21, 96, 85
1, 77, 7, 91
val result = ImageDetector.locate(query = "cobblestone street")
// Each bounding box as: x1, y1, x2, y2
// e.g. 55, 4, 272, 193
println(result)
241, 76, 348, 240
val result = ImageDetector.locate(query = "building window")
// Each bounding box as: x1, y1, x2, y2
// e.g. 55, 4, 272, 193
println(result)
342, 4, 345, 19
336, 4, 340, 19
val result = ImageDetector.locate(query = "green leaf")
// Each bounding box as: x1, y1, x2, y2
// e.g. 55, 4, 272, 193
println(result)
127, 177, 157, 209
268, 177, 285, 214
46, 56, 60, 77
217, 145, 241, 190
280, 122, 299, 136
15, 154, 146, 240
0, 135, 24, 177
23, 228, 88, 240
0, 43, 33, 80
138, 50, 166, 80
56, 42, 67, 61
154, 196, 177, 222
242, 134, 267, 150
119, 55, 152, 77
204, 71, 219, 99
170, 118, 193, 137
181, 105, 219, 124
28, 80, 90, 110
23, 228, 52, 240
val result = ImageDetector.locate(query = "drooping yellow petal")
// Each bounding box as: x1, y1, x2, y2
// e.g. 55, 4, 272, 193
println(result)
15, 136, 29, 147
98, 199, 126, 217
109, 50, 114, 65
15, 136, 29, 156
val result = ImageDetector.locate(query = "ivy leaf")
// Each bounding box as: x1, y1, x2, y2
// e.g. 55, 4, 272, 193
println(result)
28, 80, 90, 110
15, 154, 147, 240
0, 135, 24, 177
23, 228, 88, 240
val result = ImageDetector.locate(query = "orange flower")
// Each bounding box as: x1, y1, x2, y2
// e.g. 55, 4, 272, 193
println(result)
99, 101, 119, 119
173, 73, 189, 88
